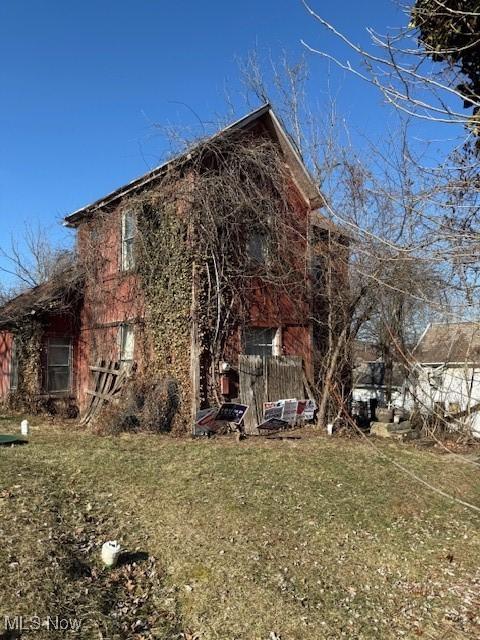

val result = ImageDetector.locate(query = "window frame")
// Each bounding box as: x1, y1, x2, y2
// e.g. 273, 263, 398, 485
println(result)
10, 337, 18, 392
46, 337, 72, 394
119, 323, 135, 365
247, 231, 268, 263
121, 210, 137, 271
244, 327, 281, 358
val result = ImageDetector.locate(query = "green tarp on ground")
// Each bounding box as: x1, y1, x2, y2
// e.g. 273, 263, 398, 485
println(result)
0, 434, 27, 445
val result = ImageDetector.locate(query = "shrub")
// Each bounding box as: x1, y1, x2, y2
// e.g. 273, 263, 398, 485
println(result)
93, 375, 180, 435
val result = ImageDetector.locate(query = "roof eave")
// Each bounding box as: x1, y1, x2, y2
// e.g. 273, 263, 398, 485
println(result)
64, 104, 324, 228
64, 104, 275, 228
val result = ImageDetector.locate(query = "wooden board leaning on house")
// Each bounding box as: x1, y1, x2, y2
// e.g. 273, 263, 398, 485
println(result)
238, 355, 305, 435
80, 359, 133, 426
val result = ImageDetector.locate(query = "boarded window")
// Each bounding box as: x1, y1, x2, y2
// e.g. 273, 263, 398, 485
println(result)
119, 324, 135, 364
46, 338, 72, 393
245, 327, 279, 357
10, 338, 18, 391
121, 210, 136, 271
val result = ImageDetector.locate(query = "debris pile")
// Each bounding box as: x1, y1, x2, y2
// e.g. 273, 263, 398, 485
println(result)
370, 407, 419, 440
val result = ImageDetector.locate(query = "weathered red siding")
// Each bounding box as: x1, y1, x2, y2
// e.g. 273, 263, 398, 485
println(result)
74, 171, 318, 409
76, 207, 144, 408
223, 181, 315, 382
0, 330, 13, 399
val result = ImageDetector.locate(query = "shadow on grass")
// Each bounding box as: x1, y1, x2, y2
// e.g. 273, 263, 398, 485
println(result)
117, 550, 149, 566
0, 629, 22, 639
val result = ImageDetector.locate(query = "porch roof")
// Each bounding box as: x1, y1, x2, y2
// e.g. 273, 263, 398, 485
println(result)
0, 269, 82, 329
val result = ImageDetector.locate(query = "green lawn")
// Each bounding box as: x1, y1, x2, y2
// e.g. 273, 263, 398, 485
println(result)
0, 415, 479, 639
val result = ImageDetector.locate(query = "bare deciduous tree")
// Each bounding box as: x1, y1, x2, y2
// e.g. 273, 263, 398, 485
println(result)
298, 1, 480, 437
0, 223, 74, 294
239, 50, 451, 427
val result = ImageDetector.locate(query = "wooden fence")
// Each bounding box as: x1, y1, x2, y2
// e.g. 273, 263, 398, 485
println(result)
80, 359, 132, 425
238, 355, 304, 434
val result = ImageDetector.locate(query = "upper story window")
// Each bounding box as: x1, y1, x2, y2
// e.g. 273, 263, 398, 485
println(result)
119, 323, 135, 365
247, 231, 268, 263
311, 228, 326, 286
121, 210, 136, 271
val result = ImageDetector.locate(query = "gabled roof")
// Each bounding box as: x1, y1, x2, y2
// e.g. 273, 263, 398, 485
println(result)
64, 104, 325, 228
413, 321, 480, 365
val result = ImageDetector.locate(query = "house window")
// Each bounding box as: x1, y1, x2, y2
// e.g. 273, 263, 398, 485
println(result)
119, 324, 135, 364
311, 250, 325, 287
121, 210, 136, 271
46, 338, 72, 393
10, 338, 18, 391
244, 327, 280, 357
247, 232, 267, 262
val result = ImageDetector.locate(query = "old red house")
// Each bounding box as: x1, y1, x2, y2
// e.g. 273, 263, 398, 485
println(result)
0, 105, 345, 431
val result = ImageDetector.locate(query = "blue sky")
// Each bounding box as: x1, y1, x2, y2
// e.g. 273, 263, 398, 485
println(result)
0, 0, 410, 285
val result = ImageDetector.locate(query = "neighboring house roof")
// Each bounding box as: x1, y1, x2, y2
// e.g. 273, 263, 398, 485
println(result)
0, 268, 82, 329
413, 321, 480, 365
64, 104, 327, 228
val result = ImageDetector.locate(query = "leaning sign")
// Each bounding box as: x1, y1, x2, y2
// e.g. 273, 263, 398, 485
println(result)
263, 399, 298, 424
281, 399, 299, 424
194, 403, 249, 436
263, 398, 317, 426
215, 403, 249, 424
257, 417, 289, 432
263, 401, 284, 421
194, 408, 218, 436
294, 399, 317, 421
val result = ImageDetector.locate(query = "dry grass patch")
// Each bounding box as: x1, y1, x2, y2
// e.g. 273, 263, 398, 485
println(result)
0, 416, 480, 639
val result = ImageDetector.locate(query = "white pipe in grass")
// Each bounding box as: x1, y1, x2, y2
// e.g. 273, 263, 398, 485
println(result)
101, 541, 122, 568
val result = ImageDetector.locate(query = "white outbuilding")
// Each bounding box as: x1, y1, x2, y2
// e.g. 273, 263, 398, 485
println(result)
411, 322, 480, 437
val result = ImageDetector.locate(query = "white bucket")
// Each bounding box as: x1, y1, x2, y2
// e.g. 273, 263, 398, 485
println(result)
20, 420, 29, 436
101, 541, 122, 568
327, 423, 333, 436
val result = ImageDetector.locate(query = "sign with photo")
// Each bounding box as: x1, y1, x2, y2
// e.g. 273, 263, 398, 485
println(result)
263, 401, 284, 421
296, 400, 308, 417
